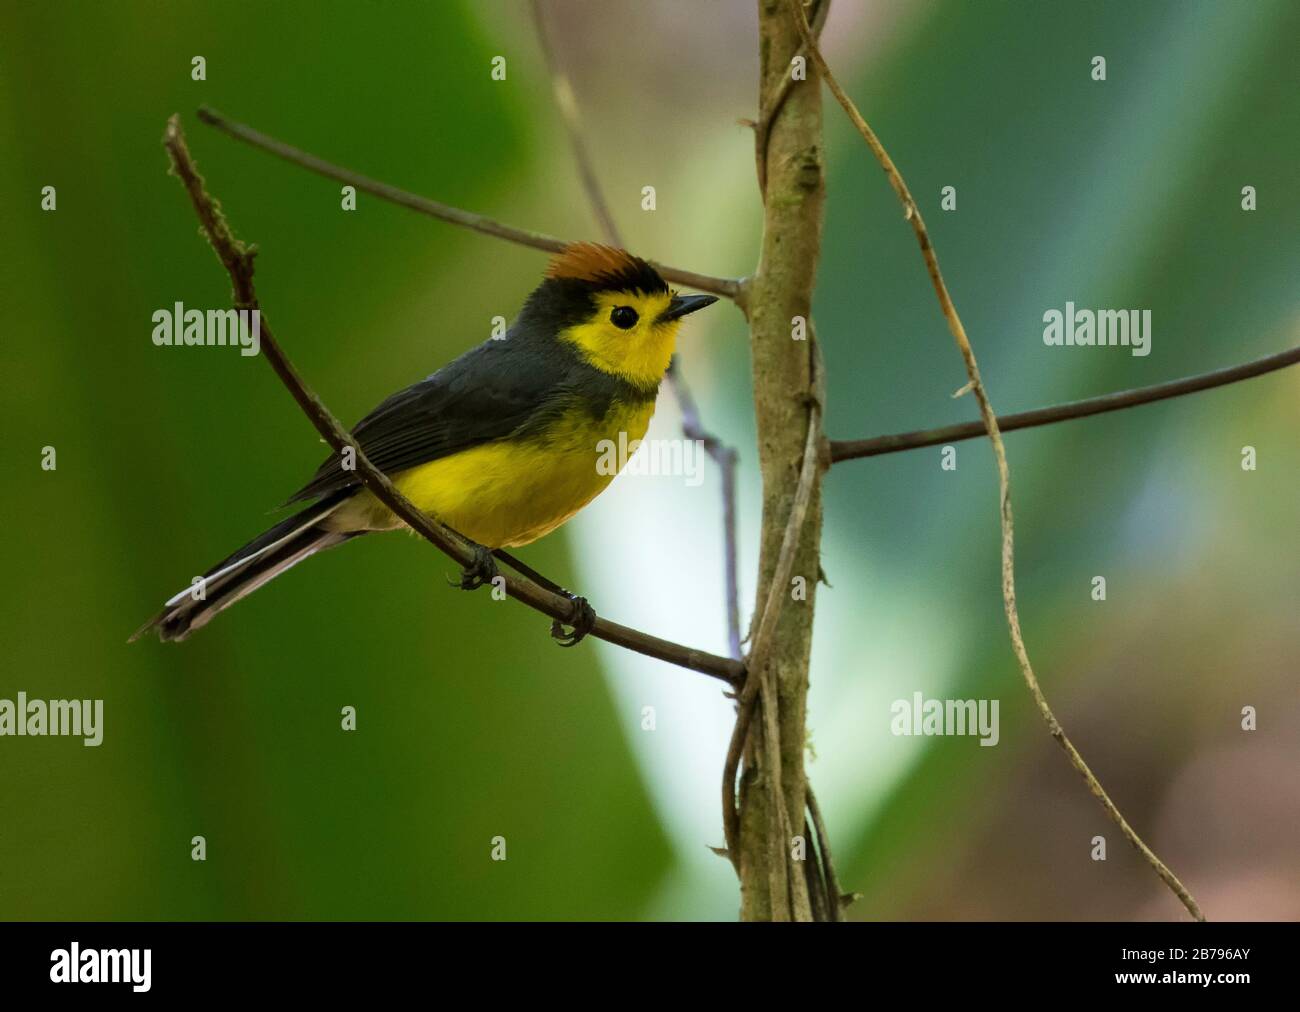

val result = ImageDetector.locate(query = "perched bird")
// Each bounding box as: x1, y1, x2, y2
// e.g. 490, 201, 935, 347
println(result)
132, 243, 717, 643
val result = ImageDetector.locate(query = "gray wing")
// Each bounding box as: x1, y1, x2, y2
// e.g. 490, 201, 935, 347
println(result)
286, 337, 577, 504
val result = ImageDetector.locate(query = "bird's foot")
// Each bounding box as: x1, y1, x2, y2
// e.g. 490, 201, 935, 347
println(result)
551, 592, 596, 647
450, 543, 499, 591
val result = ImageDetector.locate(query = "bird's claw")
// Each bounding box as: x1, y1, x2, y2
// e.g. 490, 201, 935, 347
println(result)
451, 544, 499, 591
551, 593, 596, 647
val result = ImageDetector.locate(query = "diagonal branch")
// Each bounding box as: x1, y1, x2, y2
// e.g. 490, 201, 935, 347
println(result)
528, 0, 620, 244
194, 105, 742, 302
530, 0, 744, 661
788, 0, 1204, 920
831, 342, 1300, 462
161, 113, 742, 687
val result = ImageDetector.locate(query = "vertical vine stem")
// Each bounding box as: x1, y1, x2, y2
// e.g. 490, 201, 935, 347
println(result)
722, 404, 822, 903
729, 0, 832, 919
787, 0, 1203, 920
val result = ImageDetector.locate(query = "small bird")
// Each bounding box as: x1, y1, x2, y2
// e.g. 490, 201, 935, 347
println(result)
132, 243, 717, 643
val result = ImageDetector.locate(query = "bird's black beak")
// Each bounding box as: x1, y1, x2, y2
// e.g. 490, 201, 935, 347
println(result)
661, 293, 719, 322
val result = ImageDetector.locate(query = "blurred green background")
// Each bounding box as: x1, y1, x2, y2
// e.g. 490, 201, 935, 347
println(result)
1, 0, 1296, 920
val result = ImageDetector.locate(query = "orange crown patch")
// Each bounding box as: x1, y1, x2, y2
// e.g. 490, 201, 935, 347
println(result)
545, 242, 668, 294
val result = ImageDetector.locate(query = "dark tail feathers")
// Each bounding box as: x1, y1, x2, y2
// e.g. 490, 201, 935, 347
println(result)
131, 492, 358, 643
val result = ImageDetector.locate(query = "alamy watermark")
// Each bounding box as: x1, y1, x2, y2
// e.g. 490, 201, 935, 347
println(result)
891, 691, 999, 747
1043, 302, 1151, 357
50, 943, 150, 992
151, 302, 260, 356
596, 432, 705, 487
0, 692, 103, 746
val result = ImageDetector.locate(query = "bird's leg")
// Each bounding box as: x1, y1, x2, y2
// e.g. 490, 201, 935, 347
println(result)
550, 594, 597, 648
492, 548, 597, 647
452, 541, 499, 591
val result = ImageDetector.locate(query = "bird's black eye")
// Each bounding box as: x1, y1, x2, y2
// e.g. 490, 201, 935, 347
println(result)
610, 306, 639, 330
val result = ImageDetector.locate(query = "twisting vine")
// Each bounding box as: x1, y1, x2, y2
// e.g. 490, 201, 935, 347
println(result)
788, 0, 1203, 920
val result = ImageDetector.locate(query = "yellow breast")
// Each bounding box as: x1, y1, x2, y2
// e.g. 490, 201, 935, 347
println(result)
329, 397, 657, 548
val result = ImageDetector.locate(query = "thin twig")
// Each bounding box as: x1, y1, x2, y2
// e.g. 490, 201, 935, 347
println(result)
677, 397, 743, 660
788, 0, 1205, 921
195, 105, 742, 302
162, 114, 743, 687
528, 0, 620, 243
806, 786, 844, 921
529, 1, 745, 661
802, 816, 830, 923
830, 342, 1300, 462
